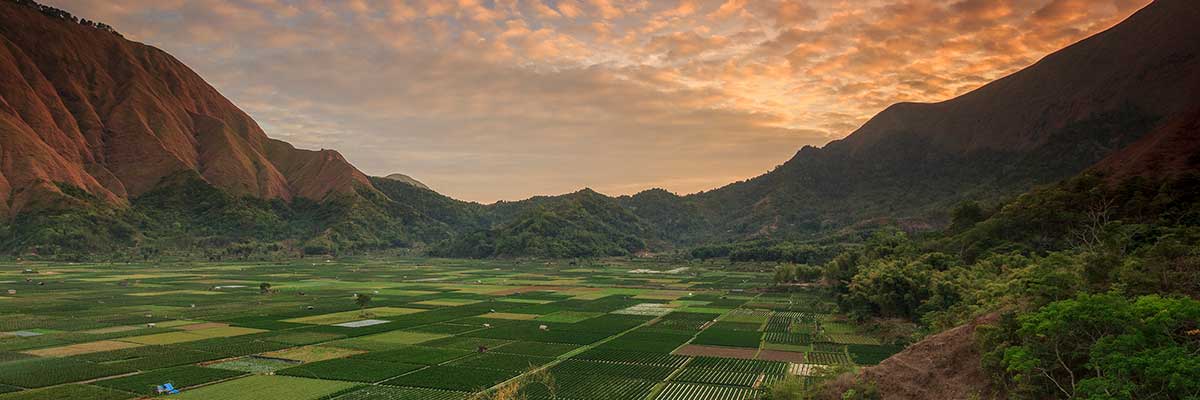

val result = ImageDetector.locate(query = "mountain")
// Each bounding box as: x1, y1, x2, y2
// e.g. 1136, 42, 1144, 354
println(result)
3, 0, 1199, 259
680, 0, 1200, 239
382, 173, 432, 191
0, 0, 372, 218
433, 189, 653, 258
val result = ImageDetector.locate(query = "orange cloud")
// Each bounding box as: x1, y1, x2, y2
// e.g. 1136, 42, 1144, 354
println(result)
40, 0, 1155, 202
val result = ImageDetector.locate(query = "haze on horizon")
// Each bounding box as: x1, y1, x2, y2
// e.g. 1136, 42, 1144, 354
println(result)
45, 0, 1150, 203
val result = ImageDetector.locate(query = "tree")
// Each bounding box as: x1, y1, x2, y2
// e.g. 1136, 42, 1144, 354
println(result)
998, 293, 1200, 399
259, 282, 272, 294
355, 293, 372, 316
950, 200, 986, 232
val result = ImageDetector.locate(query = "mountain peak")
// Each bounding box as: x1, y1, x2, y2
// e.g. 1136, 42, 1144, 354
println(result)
382, 173, 432, 191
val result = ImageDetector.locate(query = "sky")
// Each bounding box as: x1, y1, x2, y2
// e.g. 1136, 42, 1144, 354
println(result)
46, 0, 1151, 203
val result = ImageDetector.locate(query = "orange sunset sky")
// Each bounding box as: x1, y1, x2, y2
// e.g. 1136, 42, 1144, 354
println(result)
46, 0, 1152, 202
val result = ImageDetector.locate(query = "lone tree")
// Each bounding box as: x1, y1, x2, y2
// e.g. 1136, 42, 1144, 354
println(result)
259, 282, 272, 294
355, 293, 372, 316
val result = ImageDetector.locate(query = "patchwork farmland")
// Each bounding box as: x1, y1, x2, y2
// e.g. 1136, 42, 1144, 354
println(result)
0, 258, 902, 399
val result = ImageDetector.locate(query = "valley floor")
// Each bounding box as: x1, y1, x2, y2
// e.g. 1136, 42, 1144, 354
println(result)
0, 257, 898, 400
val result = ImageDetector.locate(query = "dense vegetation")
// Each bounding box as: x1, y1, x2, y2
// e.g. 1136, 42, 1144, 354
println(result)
776, 173, 1200, 399
0, 173, 472, 260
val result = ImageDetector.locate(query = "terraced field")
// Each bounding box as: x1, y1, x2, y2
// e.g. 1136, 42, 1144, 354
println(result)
0, 257, 901, 399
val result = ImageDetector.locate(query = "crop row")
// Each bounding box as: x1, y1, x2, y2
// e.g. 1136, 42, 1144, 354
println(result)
0, 357, 135, 388
654, 382, 759, 400
277, 358, 423, 382
691, 328, 761, 348
688, 356, 788, 375
673, 368, 760, 387
381, 365, 518, 391
571, 348, 690, 368
551, 359, 676, 381
805, 351, 851, 365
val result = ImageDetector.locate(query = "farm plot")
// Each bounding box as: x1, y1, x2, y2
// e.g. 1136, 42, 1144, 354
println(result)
380, 366, 518, 391
0, 357, 135, 388
22, 340, 141, 357
596, 329, 693, 353
719, 309, 771, 324
673, 368, 760, 387
653, 312, 715, 330
172, 375, 359, 400
691, 328, 762, 348
334, 330, 448, 350
828, 334, 882, 345
654, 382, 758, 400
0, 384, 134, 400
805, 351, 852, 365
284, 307, 425, 325
491, 341, 579, 357
351, 346, 472, 365
764, 314, 794, 332
550, 359, 676, 381
92, 365, 243, 395
688, 356, 788, 375
526, 372, 657, 400
206, 357, 299, 373
448, 352, 553, 372
277, 358, 423, 382
420, 337, 513, 351
333, 385, 467, 400
613, 303, 673, 316
763, 332, 810, 345
571, 348, 689, 368
535, 311, 603, 323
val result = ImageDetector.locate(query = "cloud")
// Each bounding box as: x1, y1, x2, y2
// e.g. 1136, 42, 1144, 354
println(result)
42, 0, 1154, 202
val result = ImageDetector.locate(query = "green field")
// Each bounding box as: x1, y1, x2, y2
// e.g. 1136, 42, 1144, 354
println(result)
0, 257, 897, 399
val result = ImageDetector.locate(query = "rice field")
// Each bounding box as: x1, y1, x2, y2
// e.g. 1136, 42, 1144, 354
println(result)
0, 257, 898, 399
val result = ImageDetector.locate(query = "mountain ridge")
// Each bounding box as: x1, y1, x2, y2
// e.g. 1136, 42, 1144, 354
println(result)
3, 0, 1200, 258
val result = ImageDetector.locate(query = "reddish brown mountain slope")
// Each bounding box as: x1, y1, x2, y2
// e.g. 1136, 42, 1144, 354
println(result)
0, 1, 371, 216
1092, 108, 1200, 180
